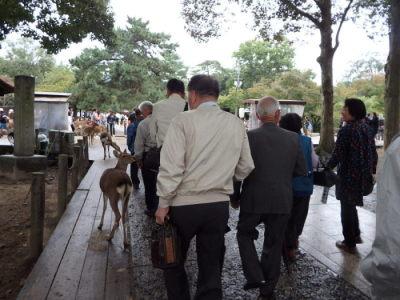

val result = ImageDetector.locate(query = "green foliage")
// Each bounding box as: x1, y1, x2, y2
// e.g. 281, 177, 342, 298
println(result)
345, 55, 385, 81
0, 0, 114, 54
192, 60, 235, 95
36, 65, 75, 92
233, 40, 295, 88
0, 38, 55, 83
70, 18, 187, 111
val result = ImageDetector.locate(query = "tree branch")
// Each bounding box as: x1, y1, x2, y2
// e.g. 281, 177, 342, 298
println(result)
333, 0, 354, 52
280, 0, 322, 28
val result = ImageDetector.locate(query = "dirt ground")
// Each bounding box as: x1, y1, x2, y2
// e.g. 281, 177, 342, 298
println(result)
0, 167, 62, 300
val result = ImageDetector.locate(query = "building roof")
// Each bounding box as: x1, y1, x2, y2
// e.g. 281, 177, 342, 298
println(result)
34, 92, 71, 103
0, 76, 15, 96
243, 98, 307, 105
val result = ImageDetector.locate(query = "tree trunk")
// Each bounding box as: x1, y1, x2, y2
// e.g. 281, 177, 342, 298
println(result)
317, 21, 335, 154
384, 0, 400, 148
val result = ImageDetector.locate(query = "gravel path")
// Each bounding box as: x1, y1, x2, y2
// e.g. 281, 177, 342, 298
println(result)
129, 195, 370, 299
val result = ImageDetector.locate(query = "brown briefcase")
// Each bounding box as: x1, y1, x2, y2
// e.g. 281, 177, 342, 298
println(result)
151, 221, 182, 269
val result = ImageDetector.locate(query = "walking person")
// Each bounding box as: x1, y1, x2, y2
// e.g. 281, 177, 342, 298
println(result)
279, 113, 319, 261
127, 113, 141, 189
107, 111, 116, 136
327, 98, 377, 254
236, 96, 306, 300
155, 75, 254, 300
134, 101, 157, 216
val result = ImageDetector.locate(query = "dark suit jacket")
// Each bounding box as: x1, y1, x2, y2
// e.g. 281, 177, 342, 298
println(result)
241, 123, 307, 215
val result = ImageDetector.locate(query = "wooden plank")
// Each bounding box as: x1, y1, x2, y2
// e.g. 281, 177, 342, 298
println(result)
105, 204, 132, 300
77, 161, 103, 190
47, 187, 102, 299
76, 194, 113, 300
17, 190, 88, 300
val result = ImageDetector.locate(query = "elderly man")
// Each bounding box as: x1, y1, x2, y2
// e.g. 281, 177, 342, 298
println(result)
134, 101, 157, 216
155, 75, 254, 300
237, 96, 306, 300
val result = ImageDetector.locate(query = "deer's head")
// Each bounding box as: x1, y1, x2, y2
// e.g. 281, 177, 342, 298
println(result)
114, 149, 135, 170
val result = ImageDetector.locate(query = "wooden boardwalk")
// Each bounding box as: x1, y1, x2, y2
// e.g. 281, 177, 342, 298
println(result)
18, 137, 133, 300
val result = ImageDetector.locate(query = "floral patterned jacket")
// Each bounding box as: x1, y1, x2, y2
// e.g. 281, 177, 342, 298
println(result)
327, 120, 378, 205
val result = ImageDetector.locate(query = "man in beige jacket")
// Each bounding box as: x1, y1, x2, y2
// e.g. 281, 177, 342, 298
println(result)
155, 75, 254, 300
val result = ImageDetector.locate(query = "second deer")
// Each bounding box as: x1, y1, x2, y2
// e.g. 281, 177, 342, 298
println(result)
98, 149, 135, 248
100, 132, 121, 160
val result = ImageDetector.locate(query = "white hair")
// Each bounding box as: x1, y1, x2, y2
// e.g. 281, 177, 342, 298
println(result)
256, 96, 280, 117
138, 101, 153, 112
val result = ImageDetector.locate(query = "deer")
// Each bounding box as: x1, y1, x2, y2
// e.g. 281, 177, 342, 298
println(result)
83, 123, 106, 145
100, 132, 121, 160
98, 149, 136, 249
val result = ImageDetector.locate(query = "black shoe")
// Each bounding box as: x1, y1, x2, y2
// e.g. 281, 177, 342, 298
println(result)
258, 293, 275, 300
244, 281, 265, 291
355, 236, 363, 244
335, 240, 356, 254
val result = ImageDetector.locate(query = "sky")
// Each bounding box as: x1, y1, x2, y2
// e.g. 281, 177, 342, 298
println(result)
54, 0, 388, 83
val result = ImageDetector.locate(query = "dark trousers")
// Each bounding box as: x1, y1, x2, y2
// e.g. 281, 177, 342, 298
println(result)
130, 162, 140, 186
141, 162, 158, 212
237, 212, 289, 296
107, 123, 115, 135
164, 202, 229, 300
285, 195, 311, 249
340, 200, 360, 247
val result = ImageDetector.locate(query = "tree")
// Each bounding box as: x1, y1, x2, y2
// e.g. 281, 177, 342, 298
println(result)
345, 55, 385, 81
70, 18, 187, 111
181, 0, 356, 153
192, 60, 234, 94
356, 0, 399, 148
0, 0, 114, 54
233, 39, 294, 88
0, 38, 55, 83
36, 65, 75, 92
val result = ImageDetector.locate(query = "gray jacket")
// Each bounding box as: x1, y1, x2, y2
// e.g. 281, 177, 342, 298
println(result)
241, 123, 307, 214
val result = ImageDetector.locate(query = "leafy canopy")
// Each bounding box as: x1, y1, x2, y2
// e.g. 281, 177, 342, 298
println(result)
70, 18, 187, 111
233, 39, 294, 88
0, 0, 114, 54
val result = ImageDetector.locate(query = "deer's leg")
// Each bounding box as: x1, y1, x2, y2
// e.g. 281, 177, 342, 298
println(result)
98, 193, 108, 230
103, 143, 106, 160
122, 192, 130, 249
107, 198, 121, 241
108, 144, 111, 158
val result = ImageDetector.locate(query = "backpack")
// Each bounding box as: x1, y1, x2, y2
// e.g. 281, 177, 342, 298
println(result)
293, 135, 314, 197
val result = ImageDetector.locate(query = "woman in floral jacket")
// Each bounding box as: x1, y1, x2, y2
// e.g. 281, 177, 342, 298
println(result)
328, 98, 378, 254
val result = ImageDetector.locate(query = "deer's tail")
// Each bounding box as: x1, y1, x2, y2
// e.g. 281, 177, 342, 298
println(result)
116, 182, 133, 200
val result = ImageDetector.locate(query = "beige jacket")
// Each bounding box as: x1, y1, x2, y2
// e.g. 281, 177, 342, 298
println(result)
157, 102, 255, 208
150, 93, 186, 148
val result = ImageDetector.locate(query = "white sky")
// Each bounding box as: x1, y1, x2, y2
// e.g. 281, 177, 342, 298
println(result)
53, 0, 387, 83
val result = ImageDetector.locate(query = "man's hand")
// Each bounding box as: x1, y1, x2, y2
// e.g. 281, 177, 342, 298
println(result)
155, 207, 170, 225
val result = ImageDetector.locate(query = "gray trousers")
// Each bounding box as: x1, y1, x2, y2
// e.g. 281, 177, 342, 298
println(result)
237, 212, 289, 296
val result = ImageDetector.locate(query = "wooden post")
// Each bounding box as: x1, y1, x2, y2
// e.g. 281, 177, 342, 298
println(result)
83, 136, 89, 168
77, 140, 85, 178
30, 172, 45, 260
57, 154, 68, 220
71, 146, 80, 193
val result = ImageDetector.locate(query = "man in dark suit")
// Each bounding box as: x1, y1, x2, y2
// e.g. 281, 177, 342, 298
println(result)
237, 96, 307, 300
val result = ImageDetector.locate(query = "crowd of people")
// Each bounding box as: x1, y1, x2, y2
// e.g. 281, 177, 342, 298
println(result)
0, 107, 14, 135
121, 76, 379, 300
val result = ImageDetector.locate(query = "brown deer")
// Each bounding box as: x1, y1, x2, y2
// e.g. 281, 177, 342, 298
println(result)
100, 132, 121, 160
83, 123, 106, 145
98, 149, 135, 248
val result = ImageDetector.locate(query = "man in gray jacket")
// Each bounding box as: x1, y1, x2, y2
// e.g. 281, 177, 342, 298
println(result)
237, 96, 307, 300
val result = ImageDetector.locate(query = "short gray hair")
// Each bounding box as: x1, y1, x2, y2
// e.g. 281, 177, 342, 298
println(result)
138, 101, 153, 112
256, 96, 280, 117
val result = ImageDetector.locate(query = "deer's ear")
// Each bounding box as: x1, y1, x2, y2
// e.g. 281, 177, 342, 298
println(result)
113, 150, 120, 158
123, 149, 127, 154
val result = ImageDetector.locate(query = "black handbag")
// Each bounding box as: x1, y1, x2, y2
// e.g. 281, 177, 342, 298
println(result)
313, 168, 339, 188
151, 221, 182, 269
